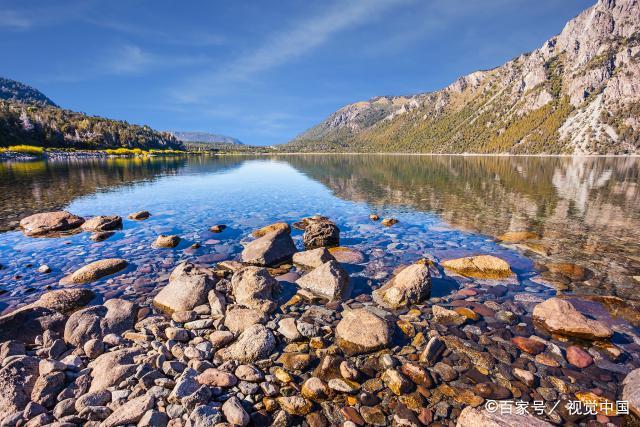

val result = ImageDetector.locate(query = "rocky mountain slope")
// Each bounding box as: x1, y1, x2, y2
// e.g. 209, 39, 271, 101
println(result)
287, 0, 640, 154
0, 78, 183, 150
170, 131, 243, 145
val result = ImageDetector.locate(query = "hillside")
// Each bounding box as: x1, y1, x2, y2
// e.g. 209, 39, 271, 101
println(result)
0, 79, 183, 150
170, 131, 243, 145
287, 0, 640, 154
0, 77, 57, 107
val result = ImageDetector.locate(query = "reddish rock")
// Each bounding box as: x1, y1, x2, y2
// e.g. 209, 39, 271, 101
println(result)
512, 337, 546, 355
341, 407, 365, 425
566, 345, 593, 368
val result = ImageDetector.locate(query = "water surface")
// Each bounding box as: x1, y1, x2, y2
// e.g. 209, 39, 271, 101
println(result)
0, 154, 638, 314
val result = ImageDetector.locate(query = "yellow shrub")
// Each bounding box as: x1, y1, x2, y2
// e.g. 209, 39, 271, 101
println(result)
1, 145, 45, 155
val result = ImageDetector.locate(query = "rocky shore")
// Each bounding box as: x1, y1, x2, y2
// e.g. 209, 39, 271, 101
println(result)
0, 211, 639, 426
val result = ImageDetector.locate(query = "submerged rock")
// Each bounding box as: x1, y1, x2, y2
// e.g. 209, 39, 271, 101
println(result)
241, 229, 297, 266
80, 215, 122, 232
373, 263, 431, 309
336, 308, 392, 355
441, 255, 513, 279
65, 258, 128, 284
532, 297, 613, 340
295, 260, 350, 301
19, 211, 85, 237
231, 266, 278, 314
154, 234, 180, 248
153, 262, 218, 314
497, 231, 539, 242
252, 222, 290, 238
381, 218, 398, 226
302, 218, 340, 249
128, 210, 150, 220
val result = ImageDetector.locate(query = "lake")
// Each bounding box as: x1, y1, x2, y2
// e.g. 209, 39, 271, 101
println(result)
0, 154, 638, 316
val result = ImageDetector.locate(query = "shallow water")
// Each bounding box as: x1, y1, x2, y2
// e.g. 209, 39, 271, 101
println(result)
0, 154, 638, 315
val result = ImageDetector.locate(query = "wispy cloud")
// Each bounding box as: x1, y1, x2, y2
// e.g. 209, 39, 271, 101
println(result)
175, 0, 409, 103
0, 10, 33, 30
101, 45, 155, 75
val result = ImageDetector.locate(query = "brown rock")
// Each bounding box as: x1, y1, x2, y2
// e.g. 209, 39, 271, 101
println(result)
20, 211, 84, 237
241, 229, 297, 266
532, 298, 613, 340
441, 255, 513, 279
302, 218, 340, 249
566, 345, 593, 368
252, 222, 290, 238
372, 263, 431, 309
336, 308, 392, 355
154, 234, 180, 248
67, 258, 128, 284
511, 336, 546, 355
127, 210, 150, 220
293, 247, 335, 269
80, 215, 122, 232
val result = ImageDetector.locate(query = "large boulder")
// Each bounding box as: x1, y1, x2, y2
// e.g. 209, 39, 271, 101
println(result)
32, 289, 95, 314
532, 297, 613, 340
457, 406, 553, 427
80, 215, 122, 232
65, 258, 128, 284
153, 263, 218, 314
0, 356, 39, 421
231, 266, 278, 314
64, 299, 138, 347
88, 348, 143, 392
217, 324, 276, 363
623, 368, 640, 417
441, 255, 513, 279
241, 230, 297, 266
302, 219, 340, 249
372, 263, 431, 309
100, 394, 155, 427
292, 247, 335, 269
336, 308, 392, 355
19, 211, 84, 237
224, 306, 268, 335
295, 260, 349, 301
0, 306, 65, 344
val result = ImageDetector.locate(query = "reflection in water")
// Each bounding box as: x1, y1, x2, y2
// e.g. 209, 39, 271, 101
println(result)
281, 155, 640, 299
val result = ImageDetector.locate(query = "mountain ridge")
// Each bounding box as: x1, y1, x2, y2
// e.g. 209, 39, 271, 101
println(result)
0, 77, 57, 107
286, 0, 640, 154
170, 131, 243, 145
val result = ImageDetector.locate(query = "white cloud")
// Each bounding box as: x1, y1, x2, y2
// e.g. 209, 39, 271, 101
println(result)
175, 0, 408, 103
0, 10, 32, 30
102, 45, 154, 75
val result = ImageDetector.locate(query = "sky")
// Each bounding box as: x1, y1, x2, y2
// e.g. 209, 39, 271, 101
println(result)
0, 0, 594, 146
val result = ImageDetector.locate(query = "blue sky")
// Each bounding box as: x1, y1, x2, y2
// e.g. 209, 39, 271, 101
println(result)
0, 0, 593, 145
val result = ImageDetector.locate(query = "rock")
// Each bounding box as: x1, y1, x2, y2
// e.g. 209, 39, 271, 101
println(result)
278, 317, 302, 342
441, 336, 494, 371
372, 263, 431, 309
546, 263, 588, 281
382, 369, 412, 395
295, 260, 349, 301
441, 255, 513, 279
88, 348, 143, 392
0, 306, 65, 344
208, 290, 226, 317
217, 324, 276, 363
420, 336, 445, 366
37, 264, 51, 273
139, 410, 169, 427
278, 353, 313, 371
168, 368, 200, 404
432, 305, 466, 326
369, 214, 379, 221
293, 248, 335, 269
381, 218, 398, 226
623, 368, 640, 417
241, 229, 297, 266
532, 298, 613, 340
209, 224, 226, 233
566, 345, 593, 368
19, 211, 84, 237
209, 331, 235, 349
32, 288, 95, 314
301, 377, 329, 400
252, 222, 290, 238
80, 215, 122, 232
84, 338, 104, 359
0, 356, 39, 420
302, 219, 340, 249
31, 371, 65, 408
277, 396, 313, 416
457, 406, 553, 426
128, 210, 151, 220
90, 231, 114, 242
497, 231, 539, 242
511, 336, 546, 355
66, 258, 128, 284
190, 404, 222, 426
224, 306, 268, 335
154, 234, 180, 248
100, 394, 154, 427
195, 368, 237, 388
64, 298, 137, 347
328, 247, 365, 264
340, 360, 359, 381
165, 327, 189, 341
513, 368, 536, 387
336, 308, 392, 355
231, 266, 277, 314
222, 396, 249, 426
153, 263, 218, 314
0, 341, 24, 363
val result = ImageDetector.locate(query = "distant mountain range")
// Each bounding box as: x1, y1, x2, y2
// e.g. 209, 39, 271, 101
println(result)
287, 0, 640, 154
169, 131, 243, 145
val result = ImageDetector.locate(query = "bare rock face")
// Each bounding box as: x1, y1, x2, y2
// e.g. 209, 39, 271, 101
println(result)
373, 263, 431, 309
0, 356, 39, 421
441, 255, 513, 279
19, 211, 84, 237
64, 298, 138, 347
457, 406, 553, 427
230, 266, 278, 314
241, 229, 297, 266
336, 308, 392, 355
295, 260, 350, 301
153, 263, 218, 314
532, 297, 613, 340
65, 258, 128, 284
292, 247, 335, 269
302, 219, 340, 249
217, 324, 276, 363
80, 215, 122, 232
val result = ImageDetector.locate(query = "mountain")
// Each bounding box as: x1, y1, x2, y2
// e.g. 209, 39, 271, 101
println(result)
170, 131, 243, 145
0, 78, 183, 150
287, 0, 640, 155
0, 77, 57, 107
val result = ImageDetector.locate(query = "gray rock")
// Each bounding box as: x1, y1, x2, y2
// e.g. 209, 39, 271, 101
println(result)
222, 396, 249, 426
217, 324, 276, 363
241, 229, 297, 266
295, 260, 349, 301
372, 263, 431, 309
231, 266, 278, 314
74, 390, 111, 412
302, 219, 340, 249
138, 410, 169, 427
190, 404, 222, 427
292, 248, 335, 269
19, 211, 84, 237
153, 263, 218, 314
88, 348, 143, 392
623, 368, 640, 418
0, 306, 66, 345
224, 306, 268, 335
457, 406, 553, 426
0, 356, 39, 420
336, 308, 392, 355
80, 215, 122, 232
100, 393, 154, 427
64, 298, 137, 347
168, 368, 200, 404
